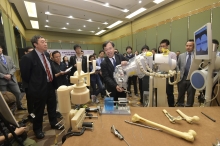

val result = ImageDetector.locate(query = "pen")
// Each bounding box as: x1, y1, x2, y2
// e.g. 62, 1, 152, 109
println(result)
201, 112, 216, 122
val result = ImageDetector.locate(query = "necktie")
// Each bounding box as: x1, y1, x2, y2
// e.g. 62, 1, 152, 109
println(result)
1, 56, 6, 65
112, 58, 116, 69
184, 52, 191, 76
101, 58, 103, 63
41, 53, 53, 82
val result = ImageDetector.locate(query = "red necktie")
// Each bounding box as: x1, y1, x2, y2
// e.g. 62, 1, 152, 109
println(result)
41, 53, 53, 82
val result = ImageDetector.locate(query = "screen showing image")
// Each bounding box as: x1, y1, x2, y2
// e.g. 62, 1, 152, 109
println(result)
195, 26, 208, 55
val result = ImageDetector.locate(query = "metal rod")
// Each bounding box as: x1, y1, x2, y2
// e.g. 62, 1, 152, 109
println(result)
124, 120, 162, 131
58, 129, 65, 136
124, 138, 130, 146
55, 119, 63, 126
58, 124, 64, 129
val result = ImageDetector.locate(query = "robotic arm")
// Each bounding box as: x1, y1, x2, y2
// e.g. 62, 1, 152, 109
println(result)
114, 51, 180, 89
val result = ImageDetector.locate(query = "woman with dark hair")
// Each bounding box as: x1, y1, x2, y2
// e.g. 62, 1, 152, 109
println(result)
62, 56, 70, 69
134, 50, 139, 56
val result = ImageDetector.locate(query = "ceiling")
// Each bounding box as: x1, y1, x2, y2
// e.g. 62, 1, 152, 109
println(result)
8, 0, 174, 36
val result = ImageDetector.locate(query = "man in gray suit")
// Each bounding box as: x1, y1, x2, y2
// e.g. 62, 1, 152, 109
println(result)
0, 46, 26, 110
177, 39, 196, 107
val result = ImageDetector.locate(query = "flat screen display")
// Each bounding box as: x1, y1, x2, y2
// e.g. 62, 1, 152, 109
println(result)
195, 26, 208, 55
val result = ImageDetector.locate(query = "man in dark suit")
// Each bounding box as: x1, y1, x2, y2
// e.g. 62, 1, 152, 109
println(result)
0, 46, 26, 110
20, 35, 63, 139
177, 39, 196, 107
69, 44, 87, 76
101, 41, 128, 101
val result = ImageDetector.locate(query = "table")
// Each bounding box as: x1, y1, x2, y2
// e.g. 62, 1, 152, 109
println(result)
63, 107, 220, 146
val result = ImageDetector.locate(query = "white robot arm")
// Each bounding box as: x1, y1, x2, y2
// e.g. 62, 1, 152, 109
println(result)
114, 52, 180, 89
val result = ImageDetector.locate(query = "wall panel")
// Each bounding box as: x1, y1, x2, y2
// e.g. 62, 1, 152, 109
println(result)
212, 7, 220, 42
157, 23, 171, 49
146, 27, 157, 52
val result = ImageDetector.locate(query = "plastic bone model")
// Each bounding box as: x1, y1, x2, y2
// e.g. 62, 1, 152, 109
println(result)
114, 51, 180, 89
57, 60, 96, 133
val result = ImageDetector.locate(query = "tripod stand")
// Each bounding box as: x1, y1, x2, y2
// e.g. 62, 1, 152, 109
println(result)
0, 113, 24, 146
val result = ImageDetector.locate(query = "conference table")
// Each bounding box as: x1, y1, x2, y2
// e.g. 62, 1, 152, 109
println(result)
63, 107, 220, 146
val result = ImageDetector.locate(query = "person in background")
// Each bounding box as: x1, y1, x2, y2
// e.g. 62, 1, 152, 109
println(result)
176, 39, 196, 107
49, 52, 53, 61
137, 45, 150, 105
151, 48, 157, 60
20, 35, 64, 139
96, 50, 106, 98
89, 55, 103, 103
93, 53, 97, 59
134, 50, 139, 56
81, 50, 84, 56
62, 56, 70, 69
101, 41, 128, 101
52, 51, 68, 87
114, 49, 119, 55
160, 39, 176, 107
69, 45, 87, 76
0, 46, 26, 110
123, 53, 126, 57
125, 46, 138, 97
20, 46, 34, 121
176, 51, 180, 61
96, 50, 105, 66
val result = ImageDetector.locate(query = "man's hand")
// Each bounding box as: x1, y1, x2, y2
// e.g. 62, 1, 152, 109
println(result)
121, 61, 128, 66
4, 74, 11, 80
116, 85, 124, 92
60, 71, 65, 75
15, 127, 26, 136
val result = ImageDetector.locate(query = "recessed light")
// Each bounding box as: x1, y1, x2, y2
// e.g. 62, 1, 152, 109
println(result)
107, 21, 123, 29
87, 19, 92, 22
125, 8, 146, 19
45, 11, 51, 15
104, 3, 109, 7
139, 1, 142, 3
66, 23, 69, 25
83, 25, 86, 27
46, 20, 49, 22
45, 25, 49, 27
153, 0, 164, 4
91, 31, 95, 33
78, 29, 82, 31
24, 1, 37, 18
62, 27, 67, 29
103, 22, 108, 25
30, 20, 39, 29
68, 15, 73, 18
95, 30, 106, 35
98, 27, 100, 29
123, 9, 129, 12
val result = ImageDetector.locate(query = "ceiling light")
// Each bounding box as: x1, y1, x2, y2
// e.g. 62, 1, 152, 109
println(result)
83, 25, 86, 27
125, 8, 146, 19
139, 1, 142, 3
46, 20, 49, 22
98, 27, 100, 29
103, 22, 108, 25
91, 31, 95, 33
95, 30, 106, 35
68, 15, 73, 18
87, 19, 92, 22
45, 25, 49, 27
78, 29, 82, 31
24, 1, 37, 17
62, 27, 67, 29
104, 3, 109, 7
66, 23, 69, 25
153, 0, 164, 4
122, 9, 129, 12
45, 11, 52, 15
107, 21, 123, 29
30, 20, 39, 29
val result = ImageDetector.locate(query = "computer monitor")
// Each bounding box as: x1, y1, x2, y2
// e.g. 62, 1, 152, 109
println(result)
0, 92, 19, 127
194, 23, 212, 60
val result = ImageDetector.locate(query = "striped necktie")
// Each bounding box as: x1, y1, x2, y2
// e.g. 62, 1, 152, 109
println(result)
41, 53, 53, 82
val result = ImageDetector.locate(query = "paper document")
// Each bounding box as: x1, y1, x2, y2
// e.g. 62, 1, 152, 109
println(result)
65, 66, 72, 72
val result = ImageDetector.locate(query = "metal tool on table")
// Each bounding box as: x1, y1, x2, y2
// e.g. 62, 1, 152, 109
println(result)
111, 125, 130, 146
124, 120, 162, 131
162, 109, 182, 123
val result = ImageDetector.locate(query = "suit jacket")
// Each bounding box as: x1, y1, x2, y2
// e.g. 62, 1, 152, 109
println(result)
20, 50, 57, 98
69, 55, 87, 75
0, 55, 17, 85
101, 54, 128, 96
177, 52, 191, 81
